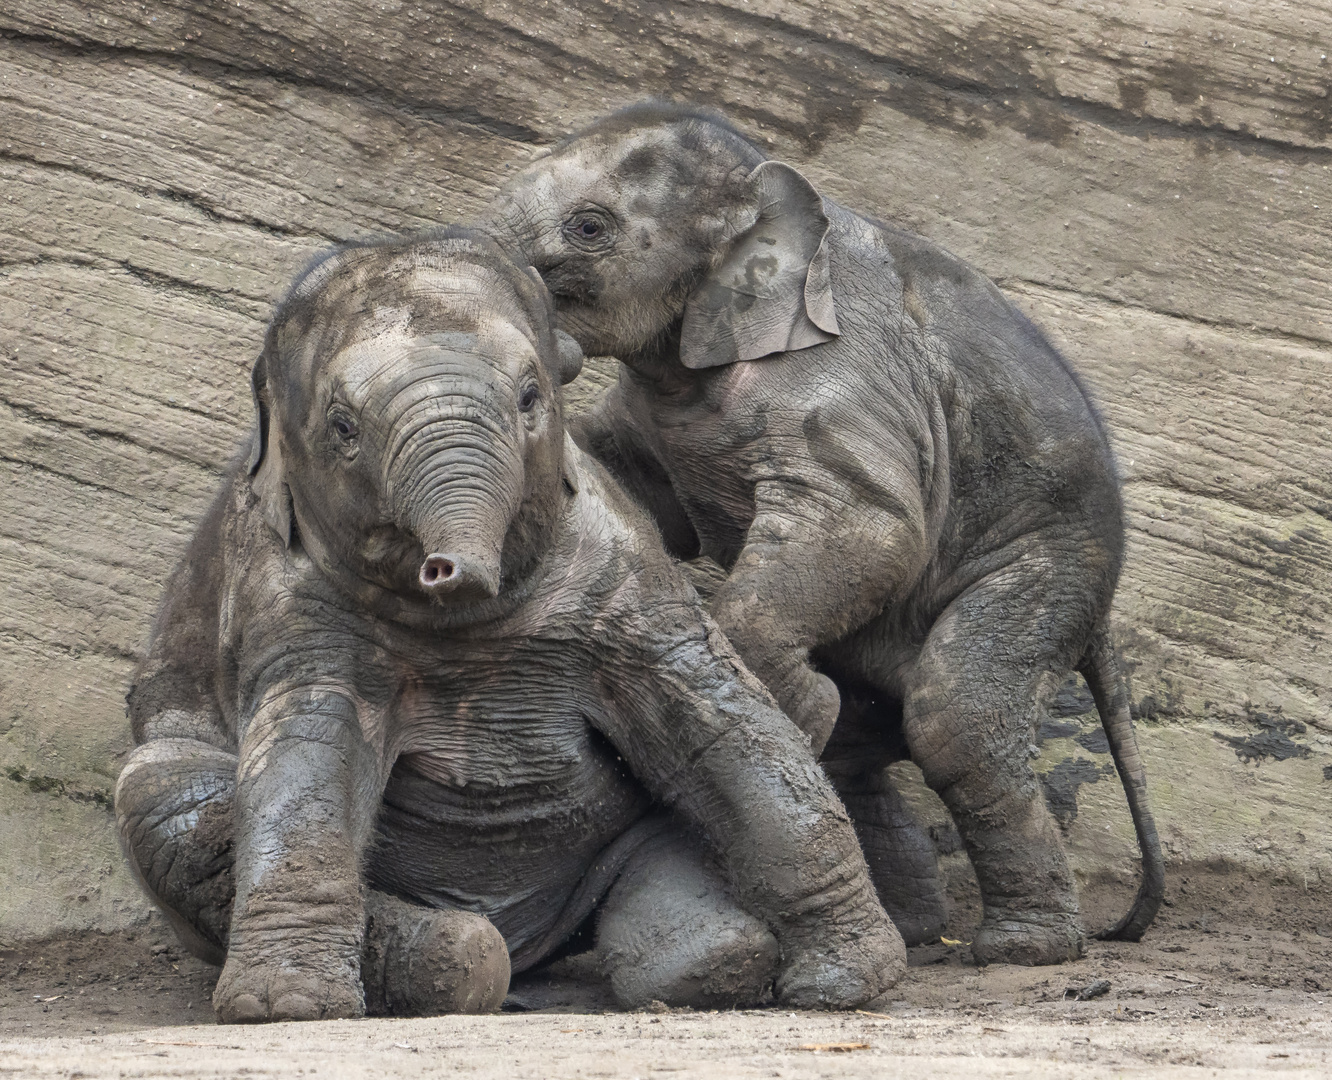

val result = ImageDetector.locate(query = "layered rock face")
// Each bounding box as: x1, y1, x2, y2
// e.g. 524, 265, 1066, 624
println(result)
2, 1, 1329, 942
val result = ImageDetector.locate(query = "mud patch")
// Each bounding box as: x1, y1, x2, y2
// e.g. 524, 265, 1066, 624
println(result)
4, 765, 113, 812
1037, 676, 1097, 744
0, 916, 219, 1035
1131, 694, 1167, 721
1037, 719, 1081, 741
1040, 757, 1114, 828
927, 821, 964, 856
1075, 728, 1110, 755
1051, 676, 1096, 718
1215, 713, 1311, 764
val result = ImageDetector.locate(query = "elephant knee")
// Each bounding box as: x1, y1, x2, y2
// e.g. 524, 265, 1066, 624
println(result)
114, 739, 238, 958
116, 740, 235, 861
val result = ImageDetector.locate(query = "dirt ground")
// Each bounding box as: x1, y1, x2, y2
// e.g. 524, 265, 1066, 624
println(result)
2, 869, 1330, 1078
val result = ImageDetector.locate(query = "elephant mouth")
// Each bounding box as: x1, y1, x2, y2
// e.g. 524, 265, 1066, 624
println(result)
534, 257, 601, 308
354, 528, 501, 603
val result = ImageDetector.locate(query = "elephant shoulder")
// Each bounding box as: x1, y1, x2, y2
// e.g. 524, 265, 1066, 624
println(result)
826, 203, 1005, 315
127, 454, 255, 745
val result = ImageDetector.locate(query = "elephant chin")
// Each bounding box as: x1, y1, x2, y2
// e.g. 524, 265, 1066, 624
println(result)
547, 300, 613, 357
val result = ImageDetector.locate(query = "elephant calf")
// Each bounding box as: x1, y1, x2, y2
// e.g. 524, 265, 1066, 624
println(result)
115, 228, 904, 1023
489, 103, 1166, 966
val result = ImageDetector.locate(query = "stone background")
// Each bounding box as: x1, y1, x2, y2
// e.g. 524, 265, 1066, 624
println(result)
1, 0, 1329, 944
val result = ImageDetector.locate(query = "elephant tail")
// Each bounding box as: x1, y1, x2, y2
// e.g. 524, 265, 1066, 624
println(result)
1075, 625, 1166, 941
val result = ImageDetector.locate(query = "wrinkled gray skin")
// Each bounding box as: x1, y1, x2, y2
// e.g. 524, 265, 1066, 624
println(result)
115, 229, 905, 1023
488, 104, 1166, 965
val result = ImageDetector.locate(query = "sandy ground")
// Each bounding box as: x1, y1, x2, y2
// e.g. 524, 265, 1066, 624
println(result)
2, 870, 1330, 1078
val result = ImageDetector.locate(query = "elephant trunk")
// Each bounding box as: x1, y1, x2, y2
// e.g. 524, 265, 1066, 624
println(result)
389, 405, 525, 605
418, 550, 499, 601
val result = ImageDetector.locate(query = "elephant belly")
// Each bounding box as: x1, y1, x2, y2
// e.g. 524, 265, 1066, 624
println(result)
365, 745, 650, 970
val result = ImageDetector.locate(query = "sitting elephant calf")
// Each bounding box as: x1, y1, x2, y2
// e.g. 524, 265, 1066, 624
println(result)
115, 229, 904, 1023
488, 103, 1167, 965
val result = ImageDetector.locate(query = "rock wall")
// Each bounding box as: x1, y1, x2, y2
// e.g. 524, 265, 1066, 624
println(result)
2, 1, 1330, 944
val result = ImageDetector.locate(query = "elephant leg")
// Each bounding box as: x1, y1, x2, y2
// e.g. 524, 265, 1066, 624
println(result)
117, 739, 510, 1015
115, 738, 237, 964
903, 566, 1087, 967
596, 829, 779, 1009
831, 766, 948, 947
707, 480, 927, 756
361, 891, 509, 1016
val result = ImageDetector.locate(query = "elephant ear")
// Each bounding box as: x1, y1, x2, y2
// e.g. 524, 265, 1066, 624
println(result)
247, 350, 293, 547
679, 160, 840, 371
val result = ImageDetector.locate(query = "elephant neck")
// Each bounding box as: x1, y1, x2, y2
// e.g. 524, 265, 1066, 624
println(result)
619, 321, 704, 396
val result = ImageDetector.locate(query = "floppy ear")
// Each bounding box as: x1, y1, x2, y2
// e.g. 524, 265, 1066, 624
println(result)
247, 350, 293, 547
679, 160, 840, 370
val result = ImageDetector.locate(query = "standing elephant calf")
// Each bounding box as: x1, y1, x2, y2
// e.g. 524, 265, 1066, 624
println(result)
488, 103, 1166, 965
115, 229, 904, 1022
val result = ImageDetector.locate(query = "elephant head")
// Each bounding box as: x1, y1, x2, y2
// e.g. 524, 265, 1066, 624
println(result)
486, 102, 839, 370
247, 228, 584, 619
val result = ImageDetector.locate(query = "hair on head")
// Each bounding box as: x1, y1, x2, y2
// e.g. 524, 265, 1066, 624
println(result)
264, 225, 561, 366
279, 225, 523, 305
557, 100, 767, 165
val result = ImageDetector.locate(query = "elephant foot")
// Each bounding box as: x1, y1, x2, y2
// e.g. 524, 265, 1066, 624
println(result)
827, 763, 949, 948
891, 906, 950, 949
597, 831, 780, 1010
775, 920, 907, 1010
605, 915, 780, 1011
361, 891, 510, 1016
971, 910, 1085, 967
213, 950, 364, 1023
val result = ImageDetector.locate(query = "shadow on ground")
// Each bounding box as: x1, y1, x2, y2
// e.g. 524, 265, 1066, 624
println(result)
1, 870, 1329, 1077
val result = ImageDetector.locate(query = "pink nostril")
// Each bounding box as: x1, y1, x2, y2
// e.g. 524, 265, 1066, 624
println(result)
420, 556, 456, 586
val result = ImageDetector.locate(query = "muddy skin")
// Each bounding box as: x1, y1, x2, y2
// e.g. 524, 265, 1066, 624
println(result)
487, 103, 1166, 965
114, 228, 905, 1024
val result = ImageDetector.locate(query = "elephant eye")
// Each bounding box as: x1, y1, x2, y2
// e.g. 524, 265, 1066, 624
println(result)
518, 384, 540, 412
330, 412, 358, 441
562, 211, 610, 246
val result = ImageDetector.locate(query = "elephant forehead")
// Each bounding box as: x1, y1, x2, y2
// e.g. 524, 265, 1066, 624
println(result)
472, 311, 542, 361
510, 155, 605, 218
290, 259, 535, 342
331, 320, 539, 394
582, 134, 684, 199
295, 261, 539, 359
527, 132, 749, 242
